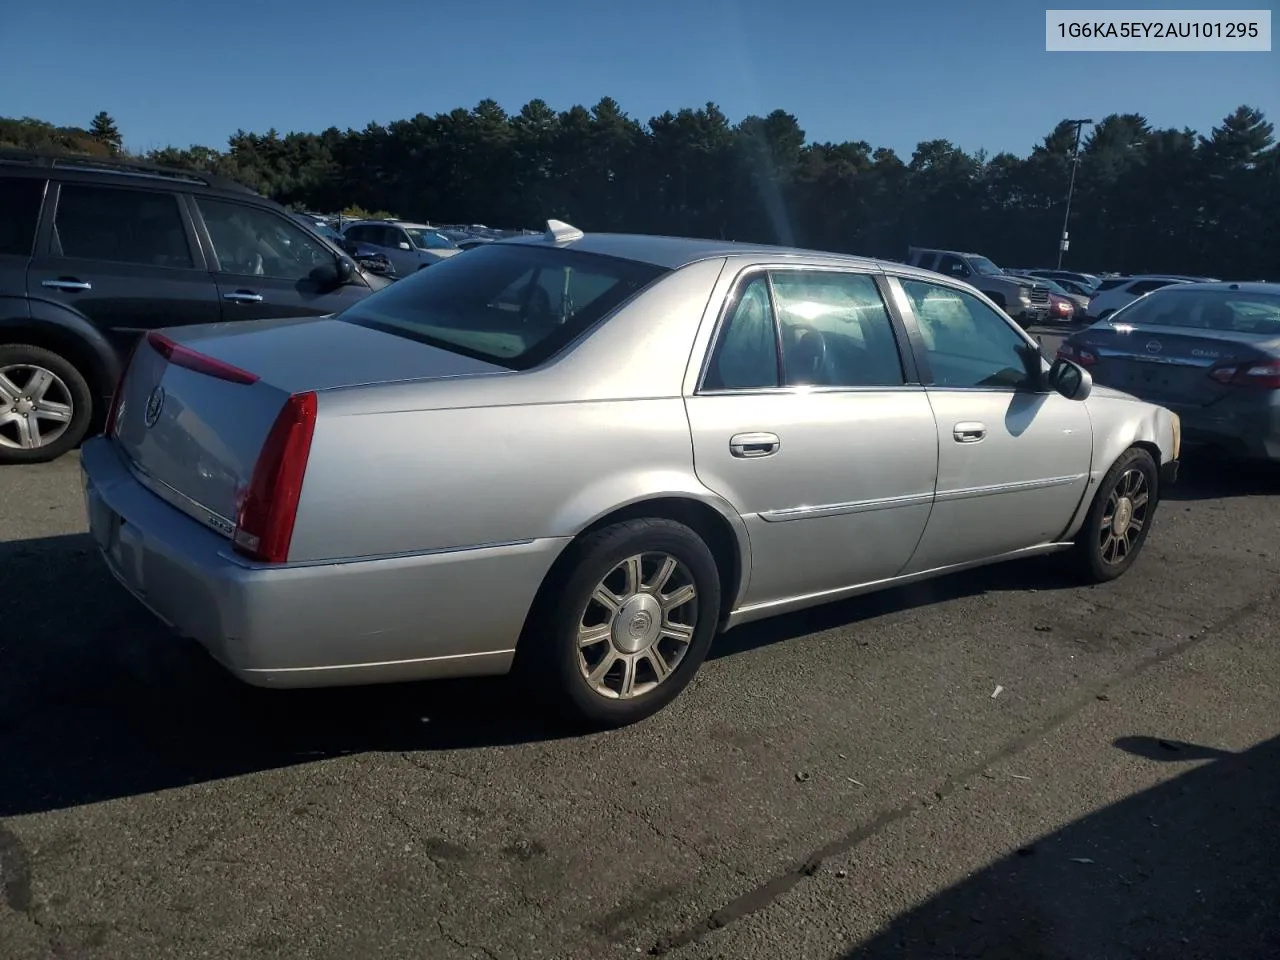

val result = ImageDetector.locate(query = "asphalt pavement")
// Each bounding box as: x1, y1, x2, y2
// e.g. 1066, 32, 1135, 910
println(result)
1, 445, 1278, 960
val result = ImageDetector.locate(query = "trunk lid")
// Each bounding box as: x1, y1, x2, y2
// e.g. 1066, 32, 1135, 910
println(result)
112, 317, 507, 537
1080, 324, 1280, 408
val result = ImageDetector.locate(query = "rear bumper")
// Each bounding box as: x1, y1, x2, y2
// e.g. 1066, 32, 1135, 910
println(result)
1177, 400, 1280, 463
80, 438, 569, 688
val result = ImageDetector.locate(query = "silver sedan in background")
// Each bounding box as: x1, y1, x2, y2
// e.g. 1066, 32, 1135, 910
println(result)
1058, 282, 1279, 463
80, 222, 1181, 728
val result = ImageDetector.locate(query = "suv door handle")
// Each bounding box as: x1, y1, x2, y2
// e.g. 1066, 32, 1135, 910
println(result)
42, 278, 92, 292
953, 422, 987, 443
730, 432, 780, 458
223, 291, 264, 303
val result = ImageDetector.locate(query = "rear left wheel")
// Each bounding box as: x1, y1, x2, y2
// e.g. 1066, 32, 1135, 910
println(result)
519, 518, 721, 729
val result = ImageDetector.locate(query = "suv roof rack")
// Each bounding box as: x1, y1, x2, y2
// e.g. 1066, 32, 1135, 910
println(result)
0, 149, 259, 196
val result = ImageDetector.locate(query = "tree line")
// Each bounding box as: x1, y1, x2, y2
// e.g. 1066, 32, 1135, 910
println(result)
2, 101, 1277, 278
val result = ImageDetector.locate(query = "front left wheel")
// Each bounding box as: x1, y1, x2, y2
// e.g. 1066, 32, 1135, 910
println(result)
1070, 447, 1160, 583
518, 518, 722, 729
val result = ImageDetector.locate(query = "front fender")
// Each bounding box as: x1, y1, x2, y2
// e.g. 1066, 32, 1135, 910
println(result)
1060, 396, 1179, 540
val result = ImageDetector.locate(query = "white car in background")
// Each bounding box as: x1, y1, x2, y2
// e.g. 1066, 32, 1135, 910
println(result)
1089, 275, 1218, 321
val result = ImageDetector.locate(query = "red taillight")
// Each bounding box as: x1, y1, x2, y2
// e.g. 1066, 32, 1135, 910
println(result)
1056, 343, 1097, 366
233, 392, 318, 564
147, 331, 259, 385
1210, 361, 1280, 389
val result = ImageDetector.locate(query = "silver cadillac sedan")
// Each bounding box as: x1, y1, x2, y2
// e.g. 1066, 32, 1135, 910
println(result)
81, 221, 1181, 728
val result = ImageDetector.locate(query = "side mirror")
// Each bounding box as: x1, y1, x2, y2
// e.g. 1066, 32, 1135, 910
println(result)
311, 258, 354, 288
1047, 357, 1092, 401
398, 241, 412, 251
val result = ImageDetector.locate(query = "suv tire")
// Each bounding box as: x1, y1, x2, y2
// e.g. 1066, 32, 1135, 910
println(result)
0, 344, 94, 465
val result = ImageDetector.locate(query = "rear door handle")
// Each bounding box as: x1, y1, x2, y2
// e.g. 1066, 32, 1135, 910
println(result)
730, 432, 780, 458
953, 422, 987, 443
223, 290, 264, 303
42, 278, 92, 292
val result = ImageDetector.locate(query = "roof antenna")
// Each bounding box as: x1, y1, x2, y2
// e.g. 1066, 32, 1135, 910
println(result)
545, 219, 584, 243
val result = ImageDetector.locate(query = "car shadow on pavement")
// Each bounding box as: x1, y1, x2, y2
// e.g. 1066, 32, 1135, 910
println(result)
0, 531, 1082, 818
0, 532, 572, 818
841, 733, 1280, 959
711, 554, 1078, 662
1161, 452, 1280, 503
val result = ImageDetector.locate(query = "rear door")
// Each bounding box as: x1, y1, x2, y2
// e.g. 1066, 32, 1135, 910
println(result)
0, 174, 43, 307
191, 196, 370, 322
26, 181, 221, 356
685, 266, 939, 606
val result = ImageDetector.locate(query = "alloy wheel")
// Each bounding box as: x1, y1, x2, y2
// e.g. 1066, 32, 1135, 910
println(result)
1099, 467, 1150, 565
577, 552, 699, 700
0, 364, 75, 450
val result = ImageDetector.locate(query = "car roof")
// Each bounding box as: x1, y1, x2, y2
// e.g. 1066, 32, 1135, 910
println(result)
503, 230, 920, 273
1151, 281, 1277, 295
0, 148, 260, 198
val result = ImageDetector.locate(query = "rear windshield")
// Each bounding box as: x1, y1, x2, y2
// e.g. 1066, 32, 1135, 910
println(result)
1095, 278, 1128, 292
1112, 289, 1280, 336
338, 243, 668, 370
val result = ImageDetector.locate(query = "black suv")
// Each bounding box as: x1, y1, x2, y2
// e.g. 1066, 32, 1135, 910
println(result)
0, 151, 390, 464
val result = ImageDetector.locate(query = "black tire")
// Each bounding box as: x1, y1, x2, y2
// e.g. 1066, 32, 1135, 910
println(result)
0, 343, 94, 465
517, 518, 721, 729
1070, 447, 1160, 583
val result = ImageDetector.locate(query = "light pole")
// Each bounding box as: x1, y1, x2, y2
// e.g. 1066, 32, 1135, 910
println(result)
1056, 118, 1093, 269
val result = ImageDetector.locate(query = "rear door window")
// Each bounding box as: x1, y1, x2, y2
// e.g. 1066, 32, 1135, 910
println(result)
0, 176, 45, 257
53, 184, 193, 268
771, 271, 905, 387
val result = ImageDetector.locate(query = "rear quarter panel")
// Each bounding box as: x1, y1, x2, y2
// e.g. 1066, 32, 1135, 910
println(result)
285, 257, 749, 564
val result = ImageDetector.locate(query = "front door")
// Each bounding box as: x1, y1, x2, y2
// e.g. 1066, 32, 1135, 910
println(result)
192, 197, 371, 323
685, 267, 939, 608
890, 275, 1093, 573
26, 181, 221, 357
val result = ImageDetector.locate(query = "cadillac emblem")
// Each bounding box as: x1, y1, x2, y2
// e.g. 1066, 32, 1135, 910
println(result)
144, 386, 166, 427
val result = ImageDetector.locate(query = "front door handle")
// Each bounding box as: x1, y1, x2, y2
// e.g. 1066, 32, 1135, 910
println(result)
953, 421, 987, 443
730, 432, 780, 458
42, 278, 92, 292
223, 290, 264, 303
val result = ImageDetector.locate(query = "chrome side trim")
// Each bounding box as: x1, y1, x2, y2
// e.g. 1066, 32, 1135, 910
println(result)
218, 536, 547, 570
725, 541, 1076, 628
935, 473, 1086, 503
242, 648, 518, 675
760, 491, 934, 523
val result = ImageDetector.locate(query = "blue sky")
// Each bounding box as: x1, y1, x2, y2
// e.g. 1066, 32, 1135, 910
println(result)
2, 0, 1276, 159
